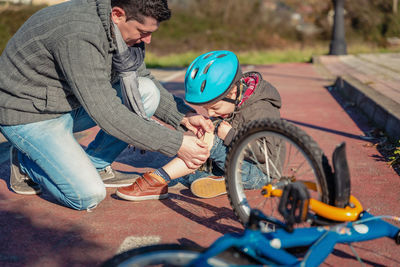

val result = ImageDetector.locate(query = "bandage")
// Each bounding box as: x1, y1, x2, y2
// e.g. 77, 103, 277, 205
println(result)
203, 132, 214, 150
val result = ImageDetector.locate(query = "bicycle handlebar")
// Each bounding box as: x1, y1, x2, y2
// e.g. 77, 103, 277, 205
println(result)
262, 183, 364, 222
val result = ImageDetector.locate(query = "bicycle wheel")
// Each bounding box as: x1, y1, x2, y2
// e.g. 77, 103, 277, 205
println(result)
225, 118, 334, 226
101, 244, 238, 267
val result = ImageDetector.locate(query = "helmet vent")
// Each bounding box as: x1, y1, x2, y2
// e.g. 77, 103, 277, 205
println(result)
191, 68, 199, 79
217, 54, 227, 58
203, 53, 214, 59
200, 80, 206, 92
203, 62, 212, 74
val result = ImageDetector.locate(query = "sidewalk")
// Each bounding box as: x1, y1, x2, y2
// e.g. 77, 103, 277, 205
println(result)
313, 53, 400, 141
1, 61, 399, 266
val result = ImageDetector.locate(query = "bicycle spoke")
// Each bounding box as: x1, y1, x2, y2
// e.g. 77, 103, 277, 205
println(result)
290, 158, 308, 177
282, 142, 294, 174
291, 165, 315, 179
246, 143, 266, 173
263, 138, 271, 179
226, 120, 329, 226
267, 157, 282, 179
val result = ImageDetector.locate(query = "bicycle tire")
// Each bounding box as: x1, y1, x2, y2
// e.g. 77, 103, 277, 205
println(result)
225, 118, 335, 226
101, 244, 245, 267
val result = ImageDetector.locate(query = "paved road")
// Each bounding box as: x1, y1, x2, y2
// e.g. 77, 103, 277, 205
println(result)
0, 59, 399, 266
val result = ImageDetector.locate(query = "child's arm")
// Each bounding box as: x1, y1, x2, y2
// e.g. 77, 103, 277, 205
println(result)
162, 132, 214, 179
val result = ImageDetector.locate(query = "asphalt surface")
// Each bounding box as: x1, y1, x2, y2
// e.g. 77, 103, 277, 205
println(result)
0, 54, 399, 266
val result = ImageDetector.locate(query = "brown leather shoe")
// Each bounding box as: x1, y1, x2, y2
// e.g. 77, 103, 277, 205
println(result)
190, 176, 226, 199
116, 172, 168, 201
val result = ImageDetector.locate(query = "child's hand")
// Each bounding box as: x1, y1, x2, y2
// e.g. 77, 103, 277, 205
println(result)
182, 113, 214, 138
217, 121, 232, 140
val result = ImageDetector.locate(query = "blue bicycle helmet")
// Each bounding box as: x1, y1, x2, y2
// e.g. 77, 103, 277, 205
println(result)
184, 50, 242, 105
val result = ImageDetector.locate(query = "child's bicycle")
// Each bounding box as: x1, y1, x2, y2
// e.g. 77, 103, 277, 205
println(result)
102, 118, 400, 266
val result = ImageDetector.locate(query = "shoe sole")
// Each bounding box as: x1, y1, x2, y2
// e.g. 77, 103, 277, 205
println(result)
190, 177, 226, 199
10, 148, 41, 195
116, 190, 168, 201
103, 182, 135, 188
10, 187, 41, 195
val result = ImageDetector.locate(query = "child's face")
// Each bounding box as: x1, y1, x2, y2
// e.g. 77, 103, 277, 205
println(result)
203, 85, 237, 118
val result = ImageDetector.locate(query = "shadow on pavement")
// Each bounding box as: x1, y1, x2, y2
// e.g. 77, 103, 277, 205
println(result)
160, 192, 242, 235
324, 85, 374, 138
0, 210, 106, 267
284, 119, 370, 142
331, 245, 399, 267
176, 237, 203, 248
114, 147, 172, 169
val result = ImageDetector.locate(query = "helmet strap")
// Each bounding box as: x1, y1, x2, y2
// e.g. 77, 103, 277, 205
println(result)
222, 97, 236, 104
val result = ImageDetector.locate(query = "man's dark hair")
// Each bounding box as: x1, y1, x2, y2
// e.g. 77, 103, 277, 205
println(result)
111, 0, 171, 23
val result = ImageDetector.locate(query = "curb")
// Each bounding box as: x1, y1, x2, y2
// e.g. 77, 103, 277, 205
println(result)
333, 76, 400, 141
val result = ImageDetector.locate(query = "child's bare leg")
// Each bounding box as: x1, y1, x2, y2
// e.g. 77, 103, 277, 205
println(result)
162, 157, 195, 179
162, 132, 214, 180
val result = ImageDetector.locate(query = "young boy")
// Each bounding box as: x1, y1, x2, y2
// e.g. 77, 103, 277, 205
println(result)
116, 50, 282, 201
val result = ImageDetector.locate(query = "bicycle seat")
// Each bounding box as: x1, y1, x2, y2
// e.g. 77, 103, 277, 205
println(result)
331, 142, 351, 208
278, 182, 310, 232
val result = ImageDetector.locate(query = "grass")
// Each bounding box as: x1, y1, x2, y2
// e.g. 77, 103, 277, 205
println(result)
145, 43, 400, 68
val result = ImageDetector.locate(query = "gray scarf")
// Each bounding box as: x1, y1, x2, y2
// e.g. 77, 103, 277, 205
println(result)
112, 21, 148, 119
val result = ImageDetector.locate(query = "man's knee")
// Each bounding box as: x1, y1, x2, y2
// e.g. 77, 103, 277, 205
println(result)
66, 184, 106, 211
138, 77, 160, 117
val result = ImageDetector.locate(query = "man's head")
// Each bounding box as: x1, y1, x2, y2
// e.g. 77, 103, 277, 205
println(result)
184, 50, 242, 118
111, 0, 171, 46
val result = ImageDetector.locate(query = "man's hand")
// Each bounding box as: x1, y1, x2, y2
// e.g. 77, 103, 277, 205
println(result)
217, 121, 232, 140
181, 113, 214, 138
177, 133, 210, 169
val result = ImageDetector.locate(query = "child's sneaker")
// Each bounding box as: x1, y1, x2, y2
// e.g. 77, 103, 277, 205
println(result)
116, 172, 168, 201
190, 176, 226, 198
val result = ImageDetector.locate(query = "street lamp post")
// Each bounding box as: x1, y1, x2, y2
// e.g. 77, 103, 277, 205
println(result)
329, 0, 347, 55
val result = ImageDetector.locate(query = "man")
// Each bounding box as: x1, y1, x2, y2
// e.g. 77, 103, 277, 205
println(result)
0, 0, 213, 210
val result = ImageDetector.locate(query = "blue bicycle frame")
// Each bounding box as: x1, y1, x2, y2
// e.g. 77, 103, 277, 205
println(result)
187, 212, 400, 267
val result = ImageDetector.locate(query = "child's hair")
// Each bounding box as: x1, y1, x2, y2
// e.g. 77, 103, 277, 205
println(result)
184, 50, 242, 105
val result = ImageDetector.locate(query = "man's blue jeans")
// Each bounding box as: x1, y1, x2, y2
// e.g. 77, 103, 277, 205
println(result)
182, 135, 269, 189
0, 78, 160, 210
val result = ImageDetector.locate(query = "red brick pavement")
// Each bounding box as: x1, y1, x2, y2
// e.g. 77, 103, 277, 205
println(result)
0, 63, 399, 266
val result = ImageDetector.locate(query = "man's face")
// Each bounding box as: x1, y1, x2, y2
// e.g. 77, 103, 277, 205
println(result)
112, 7, 159, 46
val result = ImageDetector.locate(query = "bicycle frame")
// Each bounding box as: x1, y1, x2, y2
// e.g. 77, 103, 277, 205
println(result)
187, 212, 400, 267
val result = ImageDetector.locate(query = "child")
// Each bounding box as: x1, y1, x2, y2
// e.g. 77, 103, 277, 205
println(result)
116, 50, 282, 201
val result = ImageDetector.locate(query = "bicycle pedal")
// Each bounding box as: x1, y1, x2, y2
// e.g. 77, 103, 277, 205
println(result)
278, 182, 310, 229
